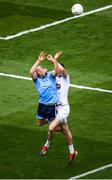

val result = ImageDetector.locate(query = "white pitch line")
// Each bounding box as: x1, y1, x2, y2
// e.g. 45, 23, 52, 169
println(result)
0, 5, 112, 41
70, 84, 112, 93
0, 72, 112, 94
69, 163, 112, 179
0, 72, 32, 81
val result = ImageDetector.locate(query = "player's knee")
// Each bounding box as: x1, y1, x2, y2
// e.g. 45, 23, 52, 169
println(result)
38, 123, 43, 127
37, 120, 43, 126
49, 126, 54, 133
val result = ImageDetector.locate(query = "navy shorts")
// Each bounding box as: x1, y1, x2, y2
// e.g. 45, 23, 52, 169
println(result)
37, 103, 56, 122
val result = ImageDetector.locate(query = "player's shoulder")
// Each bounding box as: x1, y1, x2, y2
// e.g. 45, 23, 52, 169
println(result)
67, 74, 70, 79
31, 72, 38, 81
63, 73, 70, 79
48, 70, 56, 77
64, 74, 70, 83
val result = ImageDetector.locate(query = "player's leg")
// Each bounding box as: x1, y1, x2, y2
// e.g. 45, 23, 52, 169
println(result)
46, 104, 62, 140
48, 118, 60, 139
57, 105, 78, 162
40, 118, 61, 156
40, 105, 69, 155
61, 123, 73, 145
37, 118, 48, 126
40, 104, 57, 155
61, 123, 78, 162
54, 125, 62, 132
36, 103, 48, 126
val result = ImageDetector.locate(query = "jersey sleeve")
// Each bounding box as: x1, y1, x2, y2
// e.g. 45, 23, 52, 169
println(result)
31, 72, 38, 80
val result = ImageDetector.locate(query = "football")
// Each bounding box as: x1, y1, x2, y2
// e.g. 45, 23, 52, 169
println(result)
71, 4, 83, 15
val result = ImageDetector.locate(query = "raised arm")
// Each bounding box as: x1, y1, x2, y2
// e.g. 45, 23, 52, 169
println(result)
47, 54, 59, 75
30, 51, 46, 79
54, 51, 67, 78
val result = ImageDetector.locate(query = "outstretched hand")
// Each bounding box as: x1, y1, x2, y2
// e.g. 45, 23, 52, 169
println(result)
54, 51, 62, 60
47, 51, 62, 63
47, 54, 54, 63
38, 51, 46, 62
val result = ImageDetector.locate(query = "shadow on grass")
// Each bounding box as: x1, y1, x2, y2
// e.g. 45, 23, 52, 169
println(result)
0, 1, 71, 20
0, 124, 112, 179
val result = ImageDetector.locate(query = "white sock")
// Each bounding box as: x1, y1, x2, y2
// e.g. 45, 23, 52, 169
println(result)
44, 140, 50, 147
68, 144, 74, 153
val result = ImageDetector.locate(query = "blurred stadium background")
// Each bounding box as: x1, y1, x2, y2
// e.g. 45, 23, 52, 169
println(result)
0, 0, 112, 179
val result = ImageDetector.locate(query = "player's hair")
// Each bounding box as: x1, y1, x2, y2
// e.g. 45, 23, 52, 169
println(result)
60, 63, 65, 68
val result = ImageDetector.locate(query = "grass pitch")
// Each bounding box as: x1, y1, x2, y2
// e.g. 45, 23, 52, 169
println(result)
0, 0, 112, 179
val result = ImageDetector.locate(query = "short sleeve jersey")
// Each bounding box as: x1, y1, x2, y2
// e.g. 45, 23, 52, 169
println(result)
33, 72, 57, 105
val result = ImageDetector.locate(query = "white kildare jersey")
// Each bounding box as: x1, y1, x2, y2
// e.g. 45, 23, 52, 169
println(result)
56, 74, 70, 105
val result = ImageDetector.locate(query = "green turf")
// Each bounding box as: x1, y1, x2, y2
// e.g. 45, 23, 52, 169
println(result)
0, 0, 112, 179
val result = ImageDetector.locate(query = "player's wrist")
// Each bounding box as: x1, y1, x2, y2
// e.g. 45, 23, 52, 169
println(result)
37, 58, 41, 63
53, 57, 58, 62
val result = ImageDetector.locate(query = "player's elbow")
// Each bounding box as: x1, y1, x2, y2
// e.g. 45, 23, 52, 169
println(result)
29, 68, 33, 76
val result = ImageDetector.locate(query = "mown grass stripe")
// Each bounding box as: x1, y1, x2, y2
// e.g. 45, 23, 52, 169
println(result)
0, 72, 112, 93
0, 5, 112, 40
69, 163, 112, 179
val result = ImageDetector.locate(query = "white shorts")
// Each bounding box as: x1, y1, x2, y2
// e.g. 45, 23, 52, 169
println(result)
56, 104, 70, 124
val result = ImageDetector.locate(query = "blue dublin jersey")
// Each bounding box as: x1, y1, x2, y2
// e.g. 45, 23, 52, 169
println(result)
33, 72, 57, 105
